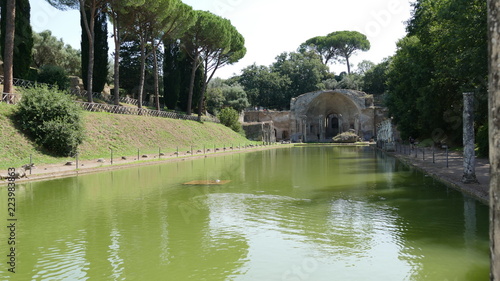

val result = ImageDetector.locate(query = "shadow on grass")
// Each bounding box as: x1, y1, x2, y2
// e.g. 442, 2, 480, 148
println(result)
8, 109, 70, 159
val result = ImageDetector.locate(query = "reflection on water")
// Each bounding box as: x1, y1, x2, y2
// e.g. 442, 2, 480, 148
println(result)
0, 146, 490, 280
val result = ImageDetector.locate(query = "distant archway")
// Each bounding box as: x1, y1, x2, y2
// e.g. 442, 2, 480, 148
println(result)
290, 90, 375, 142
327, 114, 341, 138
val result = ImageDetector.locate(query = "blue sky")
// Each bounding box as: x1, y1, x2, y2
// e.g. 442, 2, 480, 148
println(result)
30, 0, 413, 78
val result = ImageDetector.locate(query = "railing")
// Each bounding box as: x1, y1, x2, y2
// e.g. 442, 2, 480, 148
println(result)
0, 75, 150, 107
70, 88, 151, 107
0, 75, 219, 123
0, 76, 37, 89
77, 102, 219, 123
1, 93, 20, 104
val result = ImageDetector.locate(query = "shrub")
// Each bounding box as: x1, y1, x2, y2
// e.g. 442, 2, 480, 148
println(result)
37, 65, 70, 89
15, 85, 84, 156
332, 131, 360, 143
218, 107, 244, 135
476, 124, 489, 157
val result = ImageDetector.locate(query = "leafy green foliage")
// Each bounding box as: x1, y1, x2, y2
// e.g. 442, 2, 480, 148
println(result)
181, 10, 246, 116
272, 51, 329, 99
223, 84, 249, 112
123, 0, 196, 109
37, 65, 70, 89
300, 36, 337, 65
218, 107, 243, 134
15, 85, 84, 156
238, 64, 290, 110
362, 59, 390, 95
206, 78, 249, 114
0, 0, 33, 79
337, 74, 363, 91
321, 78, 338, 90
302, 30, 370, 74
237, 50, 327, 110
386, 0, 487, 146
32, 30, 81, 76
386, 36, 432, 140
356, 60, 375, 75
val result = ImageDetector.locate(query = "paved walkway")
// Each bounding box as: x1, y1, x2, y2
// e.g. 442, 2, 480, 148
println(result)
384, 144, 490, 205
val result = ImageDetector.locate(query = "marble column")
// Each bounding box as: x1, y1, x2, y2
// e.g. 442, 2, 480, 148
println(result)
462, 92, 478, 184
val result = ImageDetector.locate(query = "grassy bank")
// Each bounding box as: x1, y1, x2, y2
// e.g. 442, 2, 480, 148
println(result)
0, 103, 256, 169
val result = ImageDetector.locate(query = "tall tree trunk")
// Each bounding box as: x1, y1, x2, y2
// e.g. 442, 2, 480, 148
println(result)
112, 12, 120, 106
153, 41, 160, 111
488, 0, 500, 279
1, 0, 33, 80
197, 73, 207, 120
346, 55, 351, 75
187, 52, 199, 115
138, 35, 146, 109
3, 0, 15, 101
197, 59, 220, 119
80, 0, 94, 103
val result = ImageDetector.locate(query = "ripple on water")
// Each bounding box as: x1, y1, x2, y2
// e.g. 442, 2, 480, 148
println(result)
32, 237, 89, 280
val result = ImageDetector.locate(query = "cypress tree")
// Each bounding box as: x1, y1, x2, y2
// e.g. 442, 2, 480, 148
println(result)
81, 8, 108, 93
120, 39, 156, 101
0, 0, 34, 79
163, 39, 203, 112
163, 39, 181, 110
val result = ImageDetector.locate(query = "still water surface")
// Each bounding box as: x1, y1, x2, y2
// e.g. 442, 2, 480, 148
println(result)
0, 146, 490, 280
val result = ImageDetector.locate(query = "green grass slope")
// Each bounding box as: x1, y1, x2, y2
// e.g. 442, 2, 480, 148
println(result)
0, 103, 254, 169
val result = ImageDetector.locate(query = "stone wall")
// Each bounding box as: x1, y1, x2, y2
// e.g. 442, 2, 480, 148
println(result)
243, 121, 276, 142
244, 111, 290, 141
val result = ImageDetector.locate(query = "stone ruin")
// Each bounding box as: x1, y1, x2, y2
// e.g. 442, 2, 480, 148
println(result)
243, 89, 387, 143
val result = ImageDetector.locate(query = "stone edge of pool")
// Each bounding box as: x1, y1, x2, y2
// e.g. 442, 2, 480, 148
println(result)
4, 142, 487, 207
376, 145, 490, 206
0, 144, 293, 186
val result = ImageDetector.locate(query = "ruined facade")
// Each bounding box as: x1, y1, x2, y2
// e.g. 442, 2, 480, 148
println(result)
243, 111, 290, 141
243, 89, 387, 142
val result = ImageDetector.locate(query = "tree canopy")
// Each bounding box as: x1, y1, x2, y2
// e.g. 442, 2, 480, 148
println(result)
301, 30, 370, 74
32, 30, 81, 76
386, 0, 488, 146
182, 10, 246, 116
237, 50, 328, 110
326, 31, 370, 74
300, 36, 336, 65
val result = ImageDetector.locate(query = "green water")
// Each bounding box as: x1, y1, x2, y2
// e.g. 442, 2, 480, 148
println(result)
0, 146, 490, 280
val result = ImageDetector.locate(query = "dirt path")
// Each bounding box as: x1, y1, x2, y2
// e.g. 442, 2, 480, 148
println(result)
384, 144, 490, 205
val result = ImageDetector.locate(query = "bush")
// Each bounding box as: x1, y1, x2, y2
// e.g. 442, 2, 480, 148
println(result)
37, 65, 70, 89
332, 131, 360, 143
476, 124, 489, 157
218, 107, 244, 135
15, 85, 84, 156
